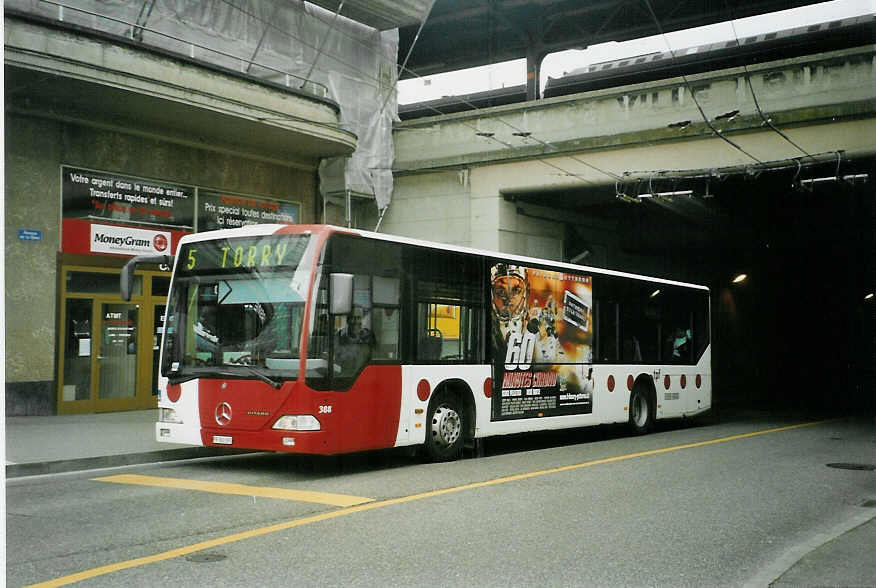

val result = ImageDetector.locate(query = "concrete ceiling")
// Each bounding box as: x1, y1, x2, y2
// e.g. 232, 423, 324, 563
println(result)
396, 0, 829, 78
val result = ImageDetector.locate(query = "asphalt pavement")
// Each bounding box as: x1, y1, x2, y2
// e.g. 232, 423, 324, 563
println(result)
5, 409, 875, 587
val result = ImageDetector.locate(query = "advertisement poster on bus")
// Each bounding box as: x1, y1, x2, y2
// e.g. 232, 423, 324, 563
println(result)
490, 263, 594, 421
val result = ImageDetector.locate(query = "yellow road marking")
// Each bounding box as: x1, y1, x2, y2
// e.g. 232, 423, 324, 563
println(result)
31, 420, 829, 587
92, 474, 374, 507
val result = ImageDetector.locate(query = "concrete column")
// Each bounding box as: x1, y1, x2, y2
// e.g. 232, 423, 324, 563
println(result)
526, 47, 542, 101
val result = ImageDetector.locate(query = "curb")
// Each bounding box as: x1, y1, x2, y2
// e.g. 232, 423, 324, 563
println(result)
5, 447, 253, 478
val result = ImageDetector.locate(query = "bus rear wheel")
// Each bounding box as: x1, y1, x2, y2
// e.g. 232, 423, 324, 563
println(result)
423, 391, 464, 462
629, 385, 653, 435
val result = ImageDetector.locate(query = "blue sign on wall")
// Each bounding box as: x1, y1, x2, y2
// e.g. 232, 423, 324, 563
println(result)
18, 229, 43, 242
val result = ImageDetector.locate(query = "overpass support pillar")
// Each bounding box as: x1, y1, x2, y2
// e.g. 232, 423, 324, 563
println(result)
526, 49, 541, 101
525, 32, 546, 100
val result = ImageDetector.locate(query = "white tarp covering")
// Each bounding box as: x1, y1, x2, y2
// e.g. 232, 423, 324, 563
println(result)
11, 0, 403, 212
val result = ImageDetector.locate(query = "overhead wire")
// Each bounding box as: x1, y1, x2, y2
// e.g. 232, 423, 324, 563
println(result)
214, 1, 833, 192
302, 1, 859, 192
226, 0, 607, 216
640, 0, 764, 164
320, 3, 621, 182
623, 150, 842, 181
217, 0, 622, 185
722, 0, 817, 161
41, 0, 859, 215
49, 0, 840, 189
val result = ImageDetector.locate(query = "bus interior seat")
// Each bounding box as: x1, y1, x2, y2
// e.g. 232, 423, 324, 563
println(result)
419, 328, 443, 361
623, 336, 642, 362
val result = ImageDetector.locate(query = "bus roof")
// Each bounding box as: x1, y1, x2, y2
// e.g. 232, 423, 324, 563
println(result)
177, 223, 710, 292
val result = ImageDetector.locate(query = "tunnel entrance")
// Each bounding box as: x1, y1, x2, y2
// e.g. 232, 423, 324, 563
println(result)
506, 156, 875, 415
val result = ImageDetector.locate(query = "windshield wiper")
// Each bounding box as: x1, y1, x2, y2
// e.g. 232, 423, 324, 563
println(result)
167, 365, 284, 389
236, 364, 284, 389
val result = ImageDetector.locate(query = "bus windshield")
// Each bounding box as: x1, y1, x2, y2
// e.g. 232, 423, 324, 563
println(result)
161, 234, 313, 384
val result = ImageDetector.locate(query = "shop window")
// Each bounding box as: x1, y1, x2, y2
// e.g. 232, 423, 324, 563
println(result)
67, 271, 141, 295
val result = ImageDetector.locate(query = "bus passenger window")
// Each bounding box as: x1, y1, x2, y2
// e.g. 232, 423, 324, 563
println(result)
619, 286, 659, 363
597, 301, 619, 362
661, 288, 698, 364
372, 307, 400, 360
410, 247, 484, 364
417, 302, 480, 363
372, 276, 400, 360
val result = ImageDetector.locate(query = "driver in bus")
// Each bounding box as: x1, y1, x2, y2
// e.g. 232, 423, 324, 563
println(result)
338, 308, 375, 345
336, 307, 375, 374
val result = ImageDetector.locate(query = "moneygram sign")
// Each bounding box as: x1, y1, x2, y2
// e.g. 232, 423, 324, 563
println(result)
90, 224, 171, 256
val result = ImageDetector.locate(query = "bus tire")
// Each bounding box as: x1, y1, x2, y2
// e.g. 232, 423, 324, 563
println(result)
629, 384, 653, 435
423, 391, 464, 462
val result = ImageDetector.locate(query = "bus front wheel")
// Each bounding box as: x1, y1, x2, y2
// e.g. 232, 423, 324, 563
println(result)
423, 391, 464, 462
629, 385, 653, 435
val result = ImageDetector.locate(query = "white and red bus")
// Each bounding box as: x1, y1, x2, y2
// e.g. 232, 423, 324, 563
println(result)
123, 224, 711, 461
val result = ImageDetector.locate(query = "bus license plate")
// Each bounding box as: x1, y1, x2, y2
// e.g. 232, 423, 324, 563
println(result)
212, 435, 233, 445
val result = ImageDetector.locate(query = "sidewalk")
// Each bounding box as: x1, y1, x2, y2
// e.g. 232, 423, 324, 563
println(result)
4, 409, 235, 478
767, 513, 876, 587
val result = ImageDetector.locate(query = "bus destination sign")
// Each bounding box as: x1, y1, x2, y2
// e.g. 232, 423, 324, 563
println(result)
178, 235, 308, 274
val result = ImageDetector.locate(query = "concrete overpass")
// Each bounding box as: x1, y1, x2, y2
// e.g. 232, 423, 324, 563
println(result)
386, 44, 875, 271
385, 44, 875, 413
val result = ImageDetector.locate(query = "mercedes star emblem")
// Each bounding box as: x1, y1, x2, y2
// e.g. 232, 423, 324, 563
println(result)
215, 402, 232, 426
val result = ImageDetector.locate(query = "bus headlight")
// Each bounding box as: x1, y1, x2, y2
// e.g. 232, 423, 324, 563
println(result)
272, 415, 320, 431
159, 408, 183, 424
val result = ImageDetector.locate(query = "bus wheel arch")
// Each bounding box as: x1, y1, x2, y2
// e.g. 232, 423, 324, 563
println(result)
629, 374, 656, 435
422, 379, 474, 462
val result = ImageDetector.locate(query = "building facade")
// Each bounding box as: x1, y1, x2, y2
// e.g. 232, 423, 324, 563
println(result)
5, 10, 358, 414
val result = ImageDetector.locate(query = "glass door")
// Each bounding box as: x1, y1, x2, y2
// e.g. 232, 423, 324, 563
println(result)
62, 298, 94, 405
95, 302, 140, 407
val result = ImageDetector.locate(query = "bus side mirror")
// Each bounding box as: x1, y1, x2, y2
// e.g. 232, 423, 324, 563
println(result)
121, 254, 173, 301
330, 273, 354, 315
